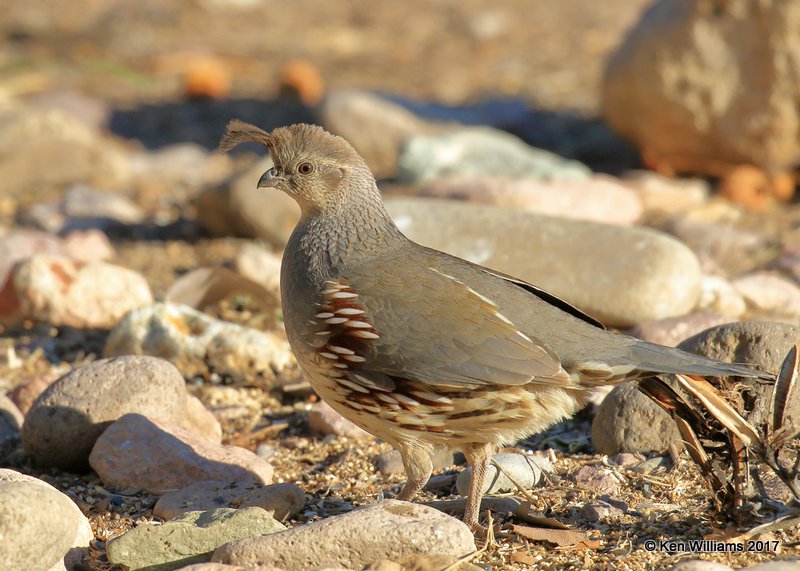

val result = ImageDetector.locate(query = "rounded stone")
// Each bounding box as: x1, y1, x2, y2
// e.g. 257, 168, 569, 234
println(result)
212, 500, 475, 570
385, 198, 701, 327
456, 453, 551, 496
591, 382, 682, 455
22, 355, 187, 472
0, 480, 80, 571
154, 481, 305, 521
90, 414, 273, 494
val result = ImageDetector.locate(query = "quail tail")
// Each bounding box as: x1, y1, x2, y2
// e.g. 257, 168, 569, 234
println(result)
627, 340, 774, 381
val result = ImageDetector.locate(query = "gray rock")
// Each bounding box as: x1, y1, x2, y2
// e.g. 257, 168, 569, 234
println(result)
0, 395, 23, 445
627, 312, 732, 347
90, 414, 273, 494
669, 219, 768, 277
0, 108, 130, 195
418, 175, 642, 225
456, 453, 551, 496
10, 255, 153, 329
0, 480, 81, 571
733, 272, 800, 322
0, 469, 94, 571
23, 356, 187, 472
591, 382, 682, 455
106, 507, 285, 571
603, 0, 800, 177
195, 157, 300, 247
678, 321, 800, 428
319, 89, 445, 180
234, 243, 282, 302
21, 184, 144, 233
697, 276, 747, 319
385, 198, 701, 327
621, 171, 708, 215
211, 500, 475, 570
104, 303, 299, 388
154, 481, 305, 521
398, 127, 591, 185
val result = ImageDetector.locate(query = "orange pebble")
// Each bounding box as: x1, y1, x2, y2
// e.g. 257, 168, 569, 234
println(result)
185, 57, 231, 100
280, 60, 325, 105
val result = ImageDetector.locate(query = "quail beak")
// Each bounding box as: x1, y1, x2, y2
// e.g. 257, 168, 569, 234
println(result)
257, 167, 283, 189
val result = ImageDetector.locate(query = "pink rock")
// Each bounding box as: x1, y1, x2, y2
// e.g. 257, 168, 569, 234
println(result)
626, 312, 731, 347
61, 229, 114, 263
7, 372, 60, 415
308, 401, 372, 440
572, 465, 620, 495
418, 174, 643, 225
11, 255, 152, 328
0, 230, 63, 284
89, 413, 272, 494
732, 272, 800, 319
183, 395, 223, 443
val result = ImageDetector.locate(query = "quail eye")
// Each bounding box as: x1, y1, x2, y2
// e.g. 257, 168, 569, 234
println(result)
298, 162, 314, 174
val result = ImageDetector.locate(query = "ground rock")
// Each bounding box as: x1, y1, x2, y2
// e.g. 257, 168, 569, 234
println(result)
603, 0, 800, 178
10, 255, 152, 328
90, 413, 273, 493
23, 356, 187, 472
308, 401, 372, 440
732, 272, 800, 322
398, 127, 591, 185
211, 500, 475, 570
0, 395, 23, 444
104, 303, 298, 387
195, 157, 299, 247
154, 481, 305, 521
106, 507, 285, 571
456, 453, 551, 496
627, 312, 731, 347
591, 381, 682, 455
0, 469, 93, 571
0, 480, 82, 571
385, 198, 701, 327
103, 303, 299, 387
319, 89, 445, 179
418, 175, 642, 225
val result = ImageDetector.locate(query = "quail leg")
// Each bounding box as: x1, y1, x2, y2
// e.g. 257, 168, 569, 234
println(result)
395, 443, 432, 501
462, 442, 495, 534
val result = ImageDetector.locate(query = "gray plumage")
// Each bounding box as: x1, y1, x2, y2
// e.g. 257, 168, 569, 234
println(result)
219, 121, 773, 533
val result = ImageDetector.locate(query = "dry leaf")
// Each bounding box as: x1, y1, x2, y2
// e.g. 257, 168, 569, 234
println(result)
673, 374, 761, 450
166, 266, 277, 311
771, 345, 800, 444
512, 524, 600, 549
515, 502, 570, 529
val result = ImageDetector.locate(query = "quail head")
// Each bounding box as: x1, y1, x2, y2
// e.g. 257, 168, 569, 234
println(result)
219, 120, 772, 534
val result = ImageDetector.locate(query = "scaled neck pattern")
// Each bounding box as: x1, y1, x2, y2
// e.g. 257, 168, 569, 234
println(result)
294, 185, 405, 280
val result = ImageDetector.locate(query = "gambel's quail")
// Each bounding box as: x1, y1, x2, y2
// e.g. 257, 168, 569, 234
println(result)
220, 121, 772, 533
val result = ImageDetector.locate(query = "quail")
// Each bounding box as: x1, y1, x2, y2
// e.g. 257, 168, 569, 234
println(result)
219, 120, 773, 533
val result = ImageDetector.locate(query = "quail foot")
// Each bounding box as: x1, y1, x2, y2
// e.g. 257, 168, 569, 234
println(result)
219, 121, 773, 534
